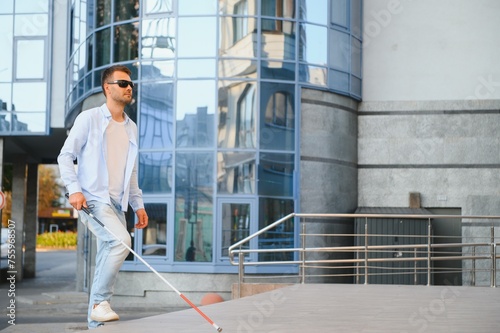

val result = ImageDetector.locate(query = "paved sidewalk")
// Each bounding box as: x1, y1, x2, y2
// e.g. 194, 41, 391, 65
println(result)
0, 250, 173, 332
74, 283, 500, 333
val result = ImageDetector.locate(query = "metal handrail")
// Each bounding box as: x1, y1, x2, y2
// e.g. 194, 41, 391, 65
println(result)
228, 213, 500, 298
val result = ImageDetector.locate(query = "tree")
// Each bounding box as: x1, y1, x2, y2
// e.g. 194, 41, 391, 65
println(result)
38, 165, 63, 213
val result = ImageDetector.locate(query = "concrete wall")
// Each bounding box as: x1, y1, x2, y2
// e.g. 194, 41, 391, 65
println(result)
299, 88, 359, 282
300, 88, 358, 214
360, 0, 500, 286
362, 0, 500, 101
112, 271, 237, 307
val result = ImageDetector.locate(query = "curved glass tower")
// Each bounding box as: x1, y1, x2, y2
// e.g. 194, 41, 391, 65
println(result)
67, 0, 362, 273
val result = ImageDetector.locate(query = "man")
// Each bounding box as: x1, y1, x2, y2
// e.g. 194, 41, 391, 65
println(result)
58, 65, 148, 329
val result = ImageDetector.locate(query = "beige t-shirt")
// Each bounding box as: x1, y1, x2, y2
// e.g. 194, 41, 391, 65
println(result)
105, 119, 129, 203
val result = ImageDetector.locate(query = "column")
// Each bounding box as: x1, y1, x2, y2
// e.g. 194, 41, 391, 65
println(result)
23, 164, 38, 278
11, 155, 27, 281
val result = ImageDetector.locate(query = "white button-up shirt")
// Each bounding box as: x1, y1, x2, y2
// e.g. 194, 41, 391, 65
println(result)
58, 103, 144, 212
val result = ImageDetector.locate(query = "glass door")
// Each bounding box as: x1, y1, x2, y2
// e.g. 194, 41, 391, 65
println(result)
217, 198, 256, 261
135, 199, 173, 261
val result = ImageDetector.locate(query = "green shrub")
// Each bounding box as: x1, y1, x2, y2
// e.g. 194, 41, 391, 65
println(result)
37, 231, 77, 248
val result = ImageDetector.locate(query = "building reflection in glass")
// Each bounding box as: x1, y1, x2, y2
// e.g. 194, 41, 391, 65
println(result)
175, 152, 214, 262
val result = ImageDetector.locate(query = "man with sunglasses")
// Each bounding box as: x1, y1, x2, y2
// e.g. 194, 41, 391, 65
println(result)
58, 64, 148, 329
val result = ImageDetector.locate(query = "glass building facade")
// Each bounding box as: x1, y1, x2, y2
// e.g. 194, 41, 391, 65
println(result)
0, 0, 51, 134
67, 0, 362, 272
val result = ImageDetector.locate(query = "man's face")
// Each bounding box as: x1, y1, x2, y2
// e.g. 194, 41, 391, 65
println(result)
105, 71, 134, 105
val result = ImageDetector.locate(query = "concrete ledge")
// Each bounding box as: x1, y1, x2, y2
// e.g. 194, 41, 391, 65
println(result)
231, 283, 293, 298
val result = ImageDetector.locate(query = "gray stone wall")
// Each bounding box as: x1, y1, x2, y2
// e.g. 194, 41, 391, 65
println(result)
299, 88, 359, 283
358, 100, 500, 286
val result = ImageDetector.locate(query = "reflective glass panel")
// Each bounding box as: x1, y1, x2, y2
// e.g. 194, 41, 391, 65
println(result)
177, 17, 216, 57
14, 14, 48, 36
0, 112, 11, 132
217, 152, 256, 194
174, 152, 214, 262
329, 29, 350, 71
141, 18, 176, 59
302, 0, 327, 25
260, 82, 295, 151
176, 80, 215, 148
220, 202, 251, 257
218, 81, 256, 149
178, 0, 217, 15
261, 0, 295, 19
258, 153, 294, 197
219, 16, 255, 52
14, 0, 48, 13
351, 0, 362, 38
299, 23, 327, 65
13, 82, 46, 111
96, 0, 111, 27
0, 84, 12, 111
94, 68, 104, 90
144, 0, 173, 14
331, 0, 348, 27
140, 81, 174, 149
85, 74, 92, 92
329, 68, 349, 92
95, 28, 111, 67
86, 36, 93, 71
261, 60, 295, 80
142, 203, 167, 256
258, 198, 294, 261
219, 0, 256, 16
351, 37, 362, 76
139, 152, 173, 193
177, 59, 215, 78
218, 59, 256, 78
12, 112, 46, 132
16, 39, 44, 79
114, 23, 139, 62
0, 17, 13, 82
72, 2, 80, 53
351, 75, 361, 97
78, 39, 86, 75
79, 1, 87, 44
114, 0, 139, 21
141, 61, 174, 80
261, 19, 295, 61
261, 18, 295, 35
0, 0, 13, 14
299, 64, 327, 86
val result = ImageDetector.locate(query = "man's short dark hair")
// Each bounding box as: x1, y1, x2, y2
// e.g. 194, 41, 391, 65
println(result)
101, 65, 132, 97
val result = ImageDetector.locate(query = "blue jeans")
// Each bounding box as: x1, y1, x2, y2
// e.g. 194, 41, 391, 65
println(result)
82, 200, 131, 329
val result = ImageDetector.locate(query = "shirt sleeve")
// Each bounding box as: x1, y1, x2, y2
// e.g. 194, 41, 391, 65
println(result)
128, 160, 145, 212
57, 112, 89, 195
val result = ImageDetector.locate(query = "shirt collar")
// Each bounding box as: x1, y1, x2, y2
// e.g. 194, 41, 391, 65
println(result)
101, 103, 130, 123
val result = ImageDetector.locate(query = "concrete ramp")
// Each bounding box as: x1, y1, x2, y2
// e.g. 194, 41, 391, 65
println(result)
78, 284, 500, 333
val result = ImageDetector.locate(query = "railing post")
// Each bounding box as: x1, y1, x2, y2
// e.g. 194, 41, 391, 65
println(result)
364, 217, 368, 285
414, 248, 418, 285
301, 220, 306, 284
356, 249, 360, 284
427, 218, 431, 286
238, 250, 244, 298
491, 226, 496, 288
472, 246, 476, 286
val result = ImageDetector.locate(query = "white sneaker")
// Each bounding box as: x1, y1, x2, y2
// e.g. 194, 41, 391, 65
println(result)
90, 301, 120, 322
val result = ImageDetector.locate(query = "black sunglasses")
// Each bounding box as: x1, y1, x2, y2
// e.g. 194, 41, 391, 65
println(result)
107, 80, 134, 88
